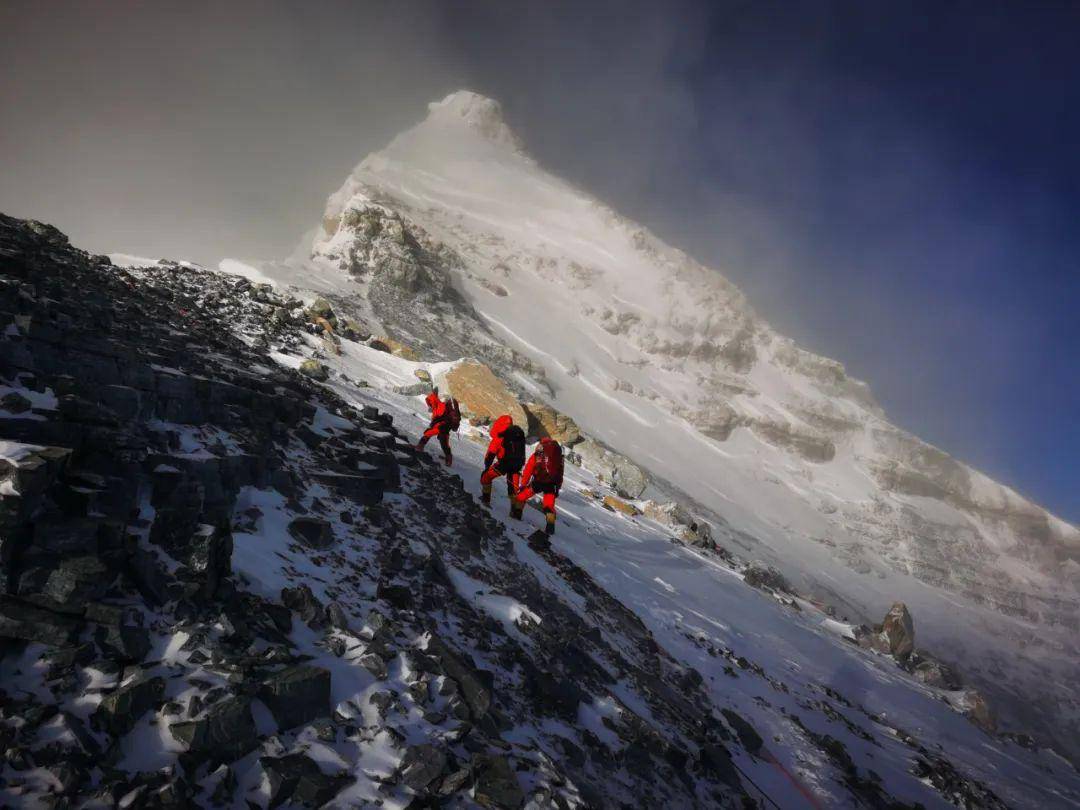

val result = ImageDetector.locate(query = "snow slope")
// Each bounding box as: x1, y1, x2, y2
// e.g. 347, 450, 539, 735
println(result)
273, 332, 1080, 808
249, 91, 1079, 761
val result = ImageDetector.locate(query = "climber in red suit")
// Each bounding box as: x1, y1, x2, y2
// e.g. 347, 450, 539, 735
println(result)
513, 437, 564, 535
480, 415, 527, 507
415, 388, 457, 466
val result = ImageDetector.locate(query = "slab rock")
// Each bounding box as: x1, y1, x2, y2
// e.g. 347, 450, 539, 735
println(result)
169, 696, 257, 761
257, 664, 332, 731
442, 361, 527, 428
0, 595, 81, 645
400, 743, 448, 790
92, 674, 165, 736
288, 517, 334, 550
369, 335, 419, 360
261, 753, 352, 809
602, 495, 640, 517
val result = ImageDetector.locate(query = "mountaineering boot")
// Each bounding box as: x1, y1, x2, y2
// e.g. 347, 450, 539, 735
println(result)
545, 510, 556, 536
510, 501, 524, 520
444, 453, 453, 467
480, 482, 492, 505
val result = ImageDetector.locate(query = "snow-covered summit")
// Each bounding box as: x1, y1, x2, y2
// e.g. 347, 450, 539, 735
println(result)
422, 90, 525, 151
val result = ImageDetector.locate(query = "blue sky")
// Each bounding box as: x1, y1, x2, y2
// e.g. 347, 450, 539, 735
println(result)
1, 1, 1076, 520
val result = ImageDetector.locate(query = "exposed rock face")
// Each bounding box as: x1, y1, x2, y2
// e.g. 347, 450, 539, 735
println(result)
748, 418, 836, 463
881, 602, 916, 662
441, 361, 528, 427
689, 401, 741, 442
523, 401, 581, 444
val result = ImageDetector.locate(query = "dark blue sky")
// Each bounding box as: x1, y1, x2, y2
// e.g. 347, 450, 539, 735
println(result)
1, 1, 1076, 520
696, 2, 1080, 522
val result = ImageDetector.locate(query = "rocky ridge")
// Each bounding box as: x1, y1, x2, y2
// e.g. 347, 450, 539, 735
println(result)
0, 213, 762, 809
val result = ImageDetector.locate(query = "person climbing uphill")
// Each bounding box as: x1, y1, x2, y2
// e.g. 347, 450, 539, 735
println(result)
415, 387, 460, 466
512, 436, 564, 535
480, 415, 527, 507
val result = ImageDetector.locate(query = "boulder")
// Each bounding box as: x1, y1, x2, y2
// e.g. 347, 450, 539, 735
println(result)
602, 495, 640, 517
881, 602, 915, 662
169, 696, 257, 760
690, 401, 742, 442
743, 561, 792, 594
281, 584, 325, 629
523, 402, 581, 445
957, 688, 997, 733
414, 369, 432, 383
92, 675, 165, 736
643, 501, 714, 549
570, 439, 647, 498
257, 665, 332, 731
911, 656, 961, 690
424, 634, 492, 720
1, 391, 32, 413
287, 517, 333, 550
369, 336, 419, 360
298, 359, 328, 381
340, 319, 368, 341
473, 754, 524, 809
0, 595, 80, 645
41, 555, 113, 606
393, 382, 431, 396
260, 753, 352, 809
720, 708, 764, 755
305, 298, 337, 327
441, 361, 527, 428
186, 523, 233, 600
399, 743, 448, 790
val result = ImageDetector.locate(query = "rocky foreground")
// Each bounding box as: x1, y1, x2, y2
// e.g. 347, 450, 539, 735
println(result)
0, 217, 757, 807
2, 214, 1078, 809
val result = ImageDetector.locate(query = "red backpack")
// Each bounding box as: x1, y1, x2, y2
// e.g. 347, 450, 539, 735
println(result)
534, 439, 563, 486
446, 398, 462, 431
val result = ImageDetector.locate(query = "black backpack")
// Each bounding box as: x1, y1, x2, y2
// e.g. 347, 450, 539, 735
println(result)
500, 425, 526, 472
446, 398, 462, 431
